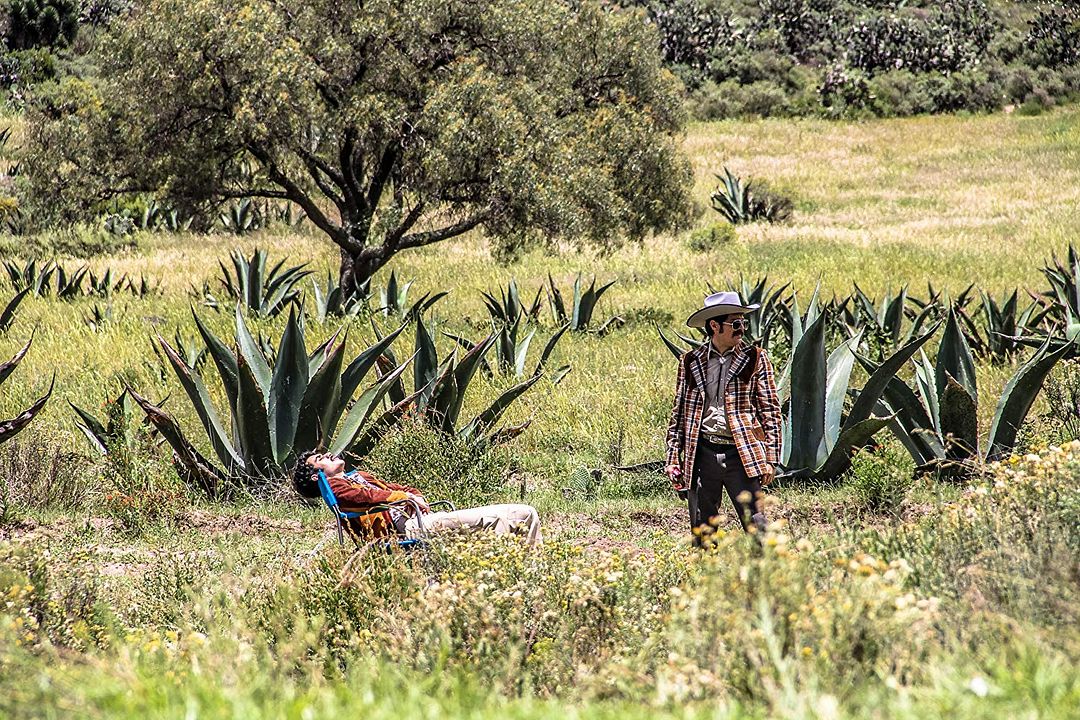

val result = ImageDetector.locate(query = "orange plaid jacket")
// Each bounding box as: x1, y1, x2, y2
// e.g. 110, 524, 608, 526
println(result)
665, 341, 782, 480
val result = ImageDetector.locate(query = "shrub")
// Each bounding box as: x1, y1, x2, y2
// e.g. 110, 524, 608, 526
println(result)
360, 419, 516, 508
685, 222, 736, 252
0, 434, 91, 521
1024, 0, 1080, 68
846, 445, 912, 515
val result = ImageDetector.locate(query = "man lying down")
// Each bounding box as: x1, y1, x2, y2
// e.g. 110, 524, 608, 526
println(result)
293, 451, 542, 546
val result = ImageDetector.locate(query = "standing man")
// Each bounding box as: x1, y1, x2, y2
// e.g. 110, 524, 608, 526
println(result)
665, 292, 782, 540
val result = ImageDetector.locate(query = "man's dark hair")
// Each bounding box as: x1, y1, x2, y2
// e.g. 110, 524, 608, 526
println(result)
292, 450, 320, 498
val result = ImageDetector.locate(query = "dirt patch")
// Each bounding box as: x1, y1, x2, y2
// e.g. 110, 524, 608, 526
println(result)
177, 510, 306, 535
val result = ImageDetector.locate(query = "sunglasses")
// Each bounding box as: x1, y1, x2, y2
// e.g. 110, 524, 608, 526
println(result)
721, 319, 749, 331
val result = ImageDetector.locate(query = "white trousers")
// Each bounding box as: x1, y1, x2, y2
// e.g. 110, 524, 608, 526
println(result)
404, 503, 542, 546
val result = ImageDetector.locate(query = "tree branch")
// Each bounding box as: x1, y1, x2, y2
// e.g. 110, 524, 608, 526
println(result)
245, 144, 351, 250
396, 210, 491, 251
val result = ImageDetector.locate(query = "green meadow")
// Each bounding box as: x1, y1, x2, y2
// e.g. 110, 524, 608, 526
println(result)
1, 108, 1079, 718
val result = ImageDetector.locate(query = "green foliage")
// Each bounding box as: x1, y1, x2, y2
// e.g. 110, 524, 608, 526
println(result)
846, 444, 911, 515
361, 418, 514, 508
213, 248, 311, 319
374, 314, 546, 451
684, 222, 735, 253
5, 0, 78, 50
0, 287, 28, 334
780, 306, 938, 482
130, 307, 410, 496
874, 310, 1071, 475
546, 273, 621, 333
23, 0, 692, 289
710, 168, 794, 225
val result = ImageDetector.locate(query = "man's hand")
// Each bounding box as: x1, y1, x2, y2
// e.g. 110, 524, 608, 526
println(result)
760, 464, 776, 487
406, 492, 430, 514
664, 464, 685, 491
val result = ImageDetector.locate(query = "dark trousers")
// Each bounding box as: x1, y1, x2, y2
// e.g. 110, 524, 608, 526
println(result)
689, 439, 767, 541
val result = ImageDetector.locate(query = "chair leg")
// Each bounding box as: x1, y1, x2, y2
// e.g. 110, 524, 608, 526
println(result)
336, 519, 345, 546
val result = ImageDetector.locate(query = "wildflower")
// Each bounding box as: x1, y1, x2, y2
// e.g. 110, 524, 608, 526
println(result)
967, 676, 989, 697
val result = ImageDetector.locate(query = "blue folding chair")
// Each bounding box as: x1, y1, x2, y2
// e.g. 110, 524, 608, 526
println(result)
316, 470, 454, 551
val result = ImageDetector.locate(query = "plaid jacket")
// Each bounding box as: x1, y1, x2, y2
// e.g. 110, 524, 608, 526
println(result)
665, 341, 782, 480
332, 471, 421, 539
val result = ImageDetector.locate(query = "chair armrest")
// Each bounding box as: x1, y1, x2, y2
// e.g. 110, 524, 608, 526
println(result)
428, 500, 456, 512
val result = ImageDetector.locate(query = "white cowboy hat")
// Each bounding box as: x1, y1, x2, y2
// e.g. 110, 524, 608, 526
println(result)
686, 291, 760, 328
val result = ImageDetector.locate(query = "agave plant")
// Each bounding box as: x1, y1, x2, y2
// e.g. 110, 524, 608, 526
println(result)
1041, 243, 1080, 321
546, 273, 622, 333
54, 264, 90, 301
125, 274, 161, 298
449, 317, 571, 384
778, 311, 939, 481
0, 288, 29, 334
70, 388, 161, 455
216, 248, 312, 318
4, 259, 55, 297
220, 198, 266, 234
87, 268, 124, 298
481, 279, 543, 325
375, 314, 546, 448
84, 303, 115, 333
710, 167, 793, 225
957, 289, 1044, 363
129, 307, 412, 497
0, 336, 53, 445
870, 309, 1070, 476
847, 284, 939, 357
375, 269, 447, 320
311, 272, 370, 322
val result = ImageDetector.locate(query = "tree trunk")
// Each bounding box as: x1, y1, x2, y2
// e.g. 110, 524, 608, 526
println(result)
338, 246, 387, 299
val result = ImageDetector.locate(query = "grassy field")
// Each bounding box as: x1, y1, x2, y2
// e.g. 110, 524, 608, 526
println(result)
1, 107, 1079, 718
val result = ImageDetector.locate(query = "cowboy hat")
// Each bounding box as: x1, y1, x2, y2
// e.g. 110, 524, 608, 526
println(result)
686, 291, 760, 328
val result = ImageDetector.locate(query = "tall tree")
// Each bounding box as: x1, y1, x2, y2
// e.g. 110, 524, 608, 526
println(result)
24, 0, 692, 292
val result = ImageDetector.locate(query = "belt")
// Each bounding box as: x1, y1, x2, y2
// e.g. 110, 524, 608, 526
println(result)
699, 434, 736, 449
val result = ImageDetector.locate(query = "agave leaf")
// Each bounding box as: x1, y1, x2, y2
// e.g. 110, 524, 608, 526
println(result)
846, 324, 940, 432
294, 334, 346, 454
444, 331, 495, 377
236, 345, 274, 475
440, 334, 496, 427
344, 387, 422, 458
338, 323, 406, 413
823, 330, 862, 454
0, 287, 29, 333
413, 314, 439, 397
987, 340, 1071, 460
0, 334, 33, 386
913, 349, 940, 434
815, 416, 893, 481
786, 312, 827, 471
461, 371, 543, 442
936, 309, 978, 402
515, 328, 535, 377
235, 305, 271, 397
330, 358, 413, 455
547, 273, 566, 324
267, 308, 309, 464
0, 375, 53, 445
875, 394, 943, 467
127, 386, 229, 497
192, 308, 240, 413
69, 401, 109, 453
535, 323, 570, 373
156, 334, 243, 471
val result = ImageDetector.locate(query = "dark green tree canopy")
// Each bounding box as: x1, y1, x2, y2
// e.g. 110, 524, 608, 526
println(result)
25, 0, 692, 289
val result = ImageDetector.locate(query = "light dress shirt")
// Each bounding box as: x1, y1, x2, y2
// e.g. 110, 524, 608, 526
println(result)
700, 345, 735, 440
